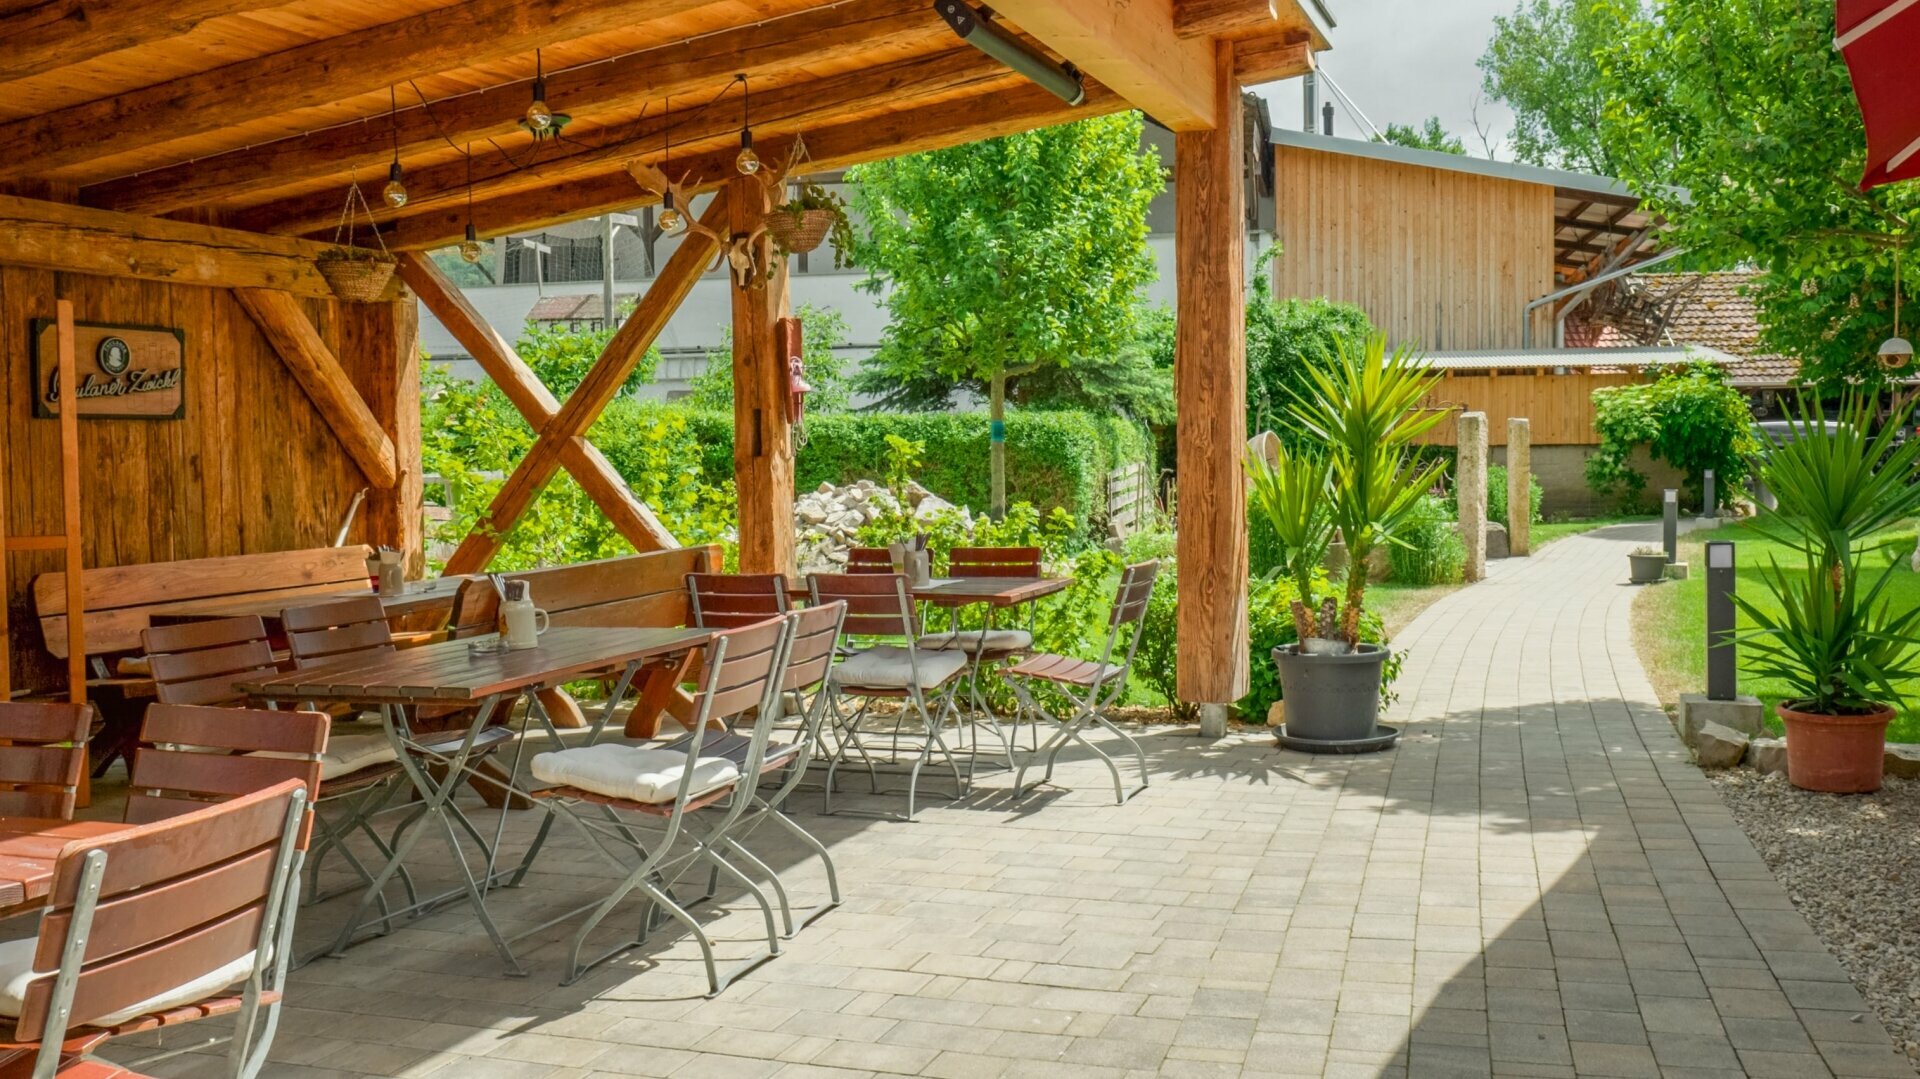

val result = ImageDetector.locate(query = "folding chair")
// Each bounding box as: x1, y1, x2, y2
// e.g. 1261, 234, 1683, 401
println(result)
0, 702, 95, 820
529, 615, 795, 993
843, 547, 895, 574
917, 546, 1042, 769
686, 573, 792, 629
808, 573, 968, 822
0, 780, 309, 1079
142, 617, 410, 911
1007, 560, 1159, 804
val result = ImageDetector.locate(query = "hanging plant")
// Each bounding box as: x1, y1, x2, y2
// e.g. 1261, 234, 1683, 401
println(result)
316, 180, 397, 302
765, 180, 855, 268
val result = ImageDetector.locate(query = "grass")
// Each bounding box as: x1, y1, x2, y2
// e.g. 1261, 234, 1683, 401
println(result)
1632, 518, 1920, 743
1533, 512, 1656, 549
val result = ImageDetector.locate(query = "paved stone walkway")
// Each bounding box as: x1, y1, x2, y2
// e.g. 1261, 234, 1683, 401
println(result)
110, 524, 1914, 1078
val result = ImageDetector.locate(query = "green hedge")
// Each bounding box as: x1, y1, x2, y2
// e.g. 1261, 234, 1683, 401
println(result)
671, 406, 1153, 534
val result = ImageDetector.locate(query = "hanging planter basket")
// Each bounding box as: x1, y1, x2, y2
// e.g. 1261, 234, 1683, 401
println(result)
763, 207, 837, 255
317, 181, 398, 302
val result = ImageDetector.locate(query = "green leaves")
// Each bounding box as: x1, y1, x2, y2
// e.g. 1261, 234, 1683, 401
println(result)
1245, 443, 1336, 608
1586, 361, 1758, 508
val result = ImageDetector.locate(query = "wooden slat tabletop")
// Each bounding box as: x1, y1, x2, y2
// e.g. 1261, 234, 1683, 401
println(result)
147, 575, 465, 625
236, 626, 712, 704
0, 818, 132, 914
910, 577, 1071, 607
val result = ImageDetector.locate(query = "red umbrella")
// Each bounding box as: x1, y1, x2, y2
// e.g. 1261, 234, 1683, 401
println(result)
1838, 0, 1920, 189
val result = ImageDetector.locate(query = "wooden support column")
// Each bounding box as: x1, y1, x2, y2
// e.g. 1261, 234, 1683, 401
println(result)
729, 174, 796, 577
232, 288, 400, 489
359, 296, 424, 573
1174, 41, 1249, 721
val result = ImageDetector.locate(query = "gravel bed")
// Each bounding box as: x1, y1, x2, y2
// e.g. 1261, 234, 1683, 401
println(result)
1710, 770, 1920, 1067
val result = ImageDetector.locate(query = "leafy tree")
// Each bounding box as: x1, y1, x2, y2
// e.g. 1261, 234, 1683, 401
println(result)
686, 304, 854, 414
1586, 361, 1759, 509
1246, 251, 1374, 443
515, 313, 659, 397
429, 248, 494, 287
1478, 0, 1630, 174
848, 112, 1165, 517
1373, 117, 1465, 155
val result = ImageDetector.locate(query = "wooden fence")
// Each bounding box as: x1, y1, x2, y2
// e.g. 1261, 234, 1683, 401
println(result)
1106, 461, 1152, 537
1412, 369, 1641, 447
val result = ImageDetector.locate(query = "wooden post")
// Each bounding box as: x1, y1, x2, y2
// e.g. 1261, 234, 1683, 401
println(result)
361, 296, 424, 573
55, 302, 84, 705
729, 174, 796, 577
1174, 41, 1248, 729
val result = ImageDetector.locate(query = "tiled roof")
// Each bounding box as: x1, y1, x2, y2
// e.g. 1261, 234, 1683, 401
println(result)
1566, 270, 1800, 388
525, 294, 638, 321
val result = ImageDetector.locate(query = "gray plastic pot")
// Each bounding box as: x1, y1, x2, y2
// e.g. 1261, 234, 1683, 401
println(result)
1628, 552, 1667, 584
1271, 643, 1394, 751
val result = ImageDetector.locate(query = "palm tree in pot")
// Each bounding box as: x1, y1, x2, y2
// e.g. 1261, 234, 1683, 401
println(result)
1248, 333, 1446, 752
1737, 392, 1920, 792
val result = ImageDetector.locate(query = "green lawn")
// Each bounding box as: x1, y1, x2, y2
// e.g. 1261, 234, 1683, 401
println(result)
1532, 512, 1656, 549
1632, 518, 1920, 742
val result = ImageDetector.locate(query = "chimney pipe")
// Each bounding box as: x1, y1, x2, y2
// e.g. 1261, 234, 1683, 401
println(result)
1322, 101, 1334, 136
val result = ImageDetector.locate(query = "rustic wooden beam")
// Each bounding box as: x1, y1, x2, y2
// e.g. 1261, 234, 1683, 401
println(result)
358, 297, 425, 573
235, 48, 1005, 238
0, 194, 338, 296
440, 191, 727, 574
991, 0, 1216, 130
1230, 32, 1313, 84
86, 0, 940, 215
232, 288, 400, 489
367, 80, 1124, 251
0, 0, 278, 83
1174, 41, 1249, 706
1174, 0, 1278, 39
729, 174, 796, 577
394, 252, 675, 553
55, 301, 85, 707
0, 0, 711, 183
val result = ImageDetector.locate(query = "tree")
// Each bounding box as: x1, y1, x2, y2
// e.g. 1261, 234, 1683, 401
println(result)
1585, 361, 1759, 509
516, 313, 659, 397
849, 112, 1164, 517
686, 304, 854, 414
1478, 0, 1630, 174
1599, 0, 1920, 389
1373, 117, 1465, 155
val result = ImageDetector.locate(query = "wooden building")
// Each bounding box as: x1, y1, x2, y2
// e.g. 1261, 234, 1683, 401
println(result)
0, 0, 1331, 709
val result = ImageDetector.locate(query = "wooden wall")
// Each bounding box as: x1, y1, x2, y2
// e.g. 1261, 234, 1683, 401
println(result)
1269, 145, 1556, 351
1412, 370, 1642, 447
0, 265, 420, 691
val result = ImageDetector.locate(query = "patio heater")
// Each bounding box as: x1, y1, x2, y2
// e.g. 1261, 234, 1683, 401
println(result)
934, 0, 1086, 106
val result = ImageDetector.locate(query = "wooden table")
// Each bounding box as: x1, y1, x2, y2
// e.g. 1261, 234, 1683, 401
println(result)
0, 818, 130, 916
235, 626, 710, 976
146, 575, 465, 627
910, 576, 1071, 608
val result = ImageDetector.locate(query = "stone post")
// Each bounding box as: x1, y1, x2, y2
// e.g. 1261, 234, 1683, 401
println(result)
1507, 417, 1531, 557
1458, 412, 1488, 582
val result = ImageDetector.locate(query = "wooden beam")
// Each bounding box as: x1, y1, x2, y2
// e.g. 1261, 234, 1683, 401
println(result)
237, 49, 1005, 238
0, 0, 711, 182
86, 0, 939, 215
1231, 32, 1313, 84
368, 80, 1124, 251
0, 0, 278, 83
991, 0, 1215, 130
1174, 0, 1278, 39
358, 297, 425, 573
232, 288, 400, 489
440, 191, 727, 573
55, 301, 85, 706
0, 194, 339, 296
394, 251, 675, 553
1174, 41, 1248, 705
729, 175, 796, 577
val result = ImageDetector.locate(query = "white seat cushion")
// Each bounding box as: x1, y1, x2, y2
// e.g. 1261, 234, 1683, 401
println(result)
831, 646, 966, 690
251, 730, 396, 782
0, 936, 256, 1027
916, 629, 1033, 654
530, 745, 739, 805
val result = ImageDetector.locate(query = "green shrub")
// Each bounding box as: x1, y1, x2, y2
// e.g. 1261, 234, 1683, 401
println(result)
1486, 464, 1545, 527
1387, 495, 1465, 586
1587, 361, 1758, 509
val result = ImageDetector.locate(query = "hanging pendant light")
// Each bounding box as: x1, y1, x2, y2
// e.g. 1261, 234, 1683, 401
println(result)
520, 50, 570, 139
458, 146, 485, 263
734, 73, 761, 176
1880, 248, 1913, 370
658, 97, 686, 234
381, 86, 408, 208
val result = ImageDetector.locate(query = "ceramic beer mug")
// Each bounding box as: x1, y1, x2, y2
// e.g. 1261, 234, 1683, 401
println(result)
500, 580, 550, 649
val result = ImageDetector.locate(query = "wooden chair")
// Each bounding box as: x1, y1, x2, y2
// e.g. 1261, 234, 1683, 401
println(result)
0, 780, 309, 1079
139, 616, 280, 709
126, 704, 325, 825
918, 546, 1044, 768
0, 703, 94, 821
686, 573, 791, 629
843, 547, 895, 574
947, 546, 1042, 578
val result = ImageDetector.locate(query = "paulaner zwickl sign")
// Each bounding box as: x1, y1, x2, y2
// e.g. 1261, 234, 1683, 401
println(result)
32, 320, 186, 419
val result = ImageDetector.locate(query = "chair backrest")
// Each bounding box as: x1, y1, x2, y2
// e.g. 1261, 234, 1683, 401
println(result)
127, 704, 327, 828
142, 616, 278, 707
695, 616, 792, 727
782, 601, 846, 693
843, 547, 895, 575
806, 573, 917, 639
442, 574, 500, 640
686, 573, 791, 629
948, 546, 1042, 578
0, 702, 93, 819
13, 779, 307, 1051
1109, 560, 1160, 630
281, 596, 394, 668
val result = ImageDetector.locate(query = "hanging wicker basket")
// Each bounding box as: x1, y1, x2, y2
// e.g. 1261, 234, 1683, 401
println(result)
317, 180, 398, 302
763, 207, 837, 255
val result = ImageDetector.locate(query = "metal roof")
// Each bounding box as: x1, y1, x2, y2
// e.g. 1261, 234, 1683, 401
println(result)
1416, 346, 1740, 371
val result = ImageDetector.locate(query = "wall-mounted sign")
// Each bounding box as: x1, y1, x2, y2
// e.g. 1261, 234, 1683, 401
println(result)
32, 320, 185, 420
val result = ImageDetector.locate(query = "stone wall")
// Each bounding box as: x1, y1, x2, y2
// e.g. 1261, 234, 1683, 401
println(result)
1492, 444, 1690, 517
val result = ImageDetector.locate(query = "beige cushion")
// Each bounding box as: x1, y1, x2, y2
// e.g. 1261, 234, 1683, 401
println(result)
530, 745, 739, 804
832, 646, 966, 690
251, 730, 395, 781
916, 629, 1033, 654
0, 936, 256, 1027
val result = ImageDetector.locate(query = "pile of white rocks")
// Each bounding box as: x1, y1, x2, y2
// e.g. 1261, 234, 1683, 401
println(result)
793, 479, 961, 575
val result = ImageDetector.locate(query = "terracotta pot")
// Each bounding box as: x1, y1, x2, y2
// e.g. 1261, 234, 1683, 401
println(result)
1777, 702, 1893, 793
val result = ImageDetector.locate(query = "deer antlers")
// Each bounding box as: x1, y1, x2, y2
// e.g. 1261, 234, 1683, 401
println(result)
624, 137, 815, 290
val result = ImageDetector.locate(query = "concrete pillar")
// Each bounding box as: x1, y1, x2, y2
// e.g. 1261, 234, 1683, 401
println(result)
1506, 417, 1531, 557
1458, 411, 1488, 582
1198, 703, 1230, 740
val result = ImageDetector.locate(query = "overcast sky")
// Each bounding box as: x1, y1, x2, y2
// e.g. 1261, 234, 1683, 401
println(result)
1250, 0, 1520, 159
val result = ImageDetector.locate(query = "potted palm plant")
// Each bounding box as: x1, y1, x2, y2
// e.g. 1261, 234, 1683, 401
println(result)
1737, 392, 1920, 793
1248, 333, 1446, 752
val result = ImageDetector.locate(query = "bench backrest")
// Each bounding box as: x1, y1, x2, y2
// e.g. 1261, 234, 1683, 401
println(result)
34, 546, 375, 661
446, 546, 721, 636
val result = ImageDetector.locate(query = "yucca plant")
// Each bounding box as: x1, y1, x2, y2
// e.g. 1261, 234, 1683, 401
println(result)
1245, 441, 1334, 641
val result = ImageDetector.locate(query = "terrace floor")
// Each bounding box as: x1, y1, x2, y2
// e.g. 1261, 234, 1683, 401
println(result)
106, 524, 1916, 1079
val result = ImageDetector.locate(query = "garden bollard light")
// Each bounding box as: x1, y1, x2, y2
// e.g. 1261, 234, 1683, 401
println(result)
1662, 490, 1678, 563
1706, 541, 1736, 700
1702, 470, 1716, 518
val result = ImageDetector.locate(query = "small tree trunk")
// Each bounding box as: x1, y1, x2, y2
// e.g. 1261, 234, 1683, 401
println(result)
989, 371, 1008, 520
1340, 543, 1368, 646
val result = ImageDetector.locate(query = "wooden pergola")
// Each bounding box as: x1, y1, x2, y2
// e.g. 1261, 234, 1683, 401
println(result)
0, 0, 1327, 707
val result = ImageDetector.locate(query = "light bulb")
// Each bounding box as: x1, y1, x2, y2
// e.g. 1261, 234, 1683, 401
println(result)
659, 204, 685, 233
382, 162, 408, 208
526, 98, 553, 132
735, 130, 760, 175
459, 224, 485, 264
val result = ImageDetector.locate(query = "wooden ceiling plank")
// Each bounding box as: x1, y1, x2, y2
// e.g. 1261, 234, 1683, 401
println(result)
1173, 0, 1278, 39
0, 0, 283, 83
1230, 31, 1312, 84
86, 0, 939, 214
0, 0, 713, 183
990, 0, 1215, 130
